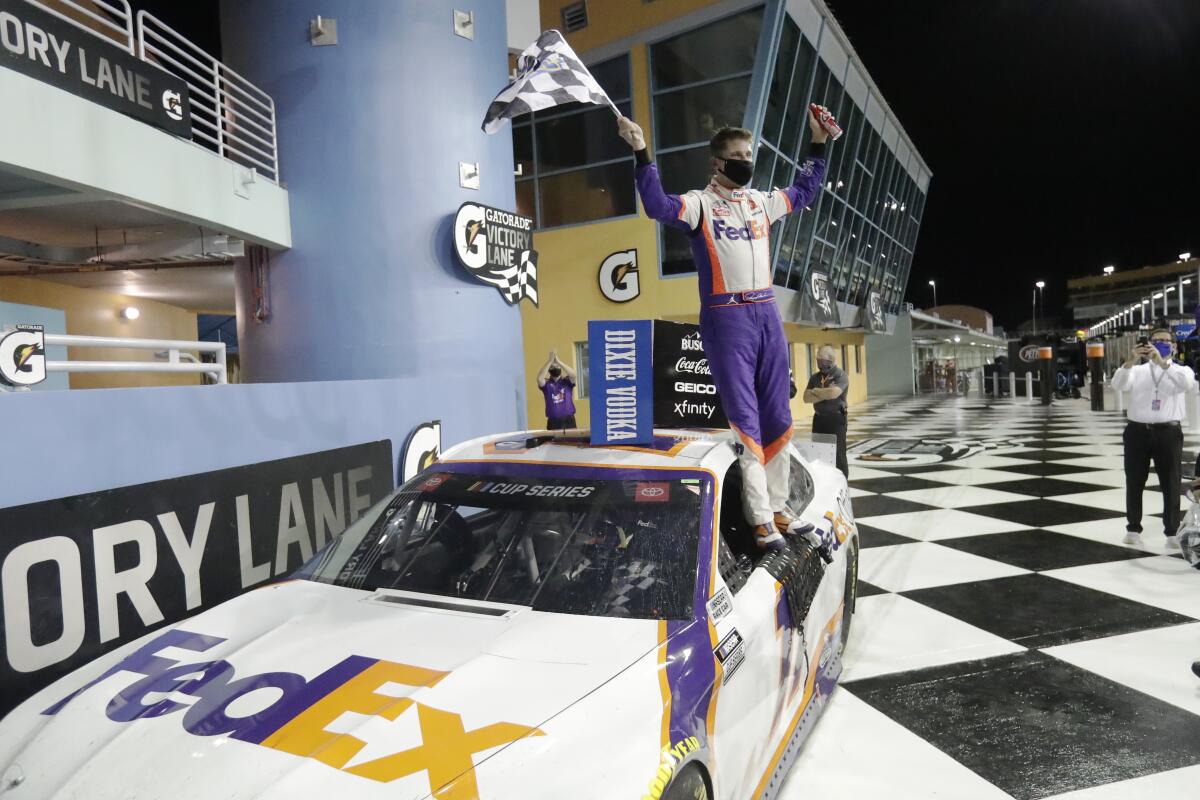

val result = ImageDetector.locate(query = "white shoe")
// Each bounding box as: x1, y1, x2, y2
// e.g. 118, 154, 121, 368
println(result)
1164, 534, 1180, 550
1122, 531, 1143, 546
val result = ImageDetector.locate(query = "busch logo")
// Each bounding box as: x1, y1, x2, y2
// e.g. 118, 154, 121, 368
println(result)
681, 334, 705, 352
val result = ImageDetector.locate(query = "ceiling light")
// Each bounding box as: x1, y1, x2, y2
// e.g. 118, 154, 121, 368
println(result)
1153, 292, 1163, 299
121, 307, 140, 320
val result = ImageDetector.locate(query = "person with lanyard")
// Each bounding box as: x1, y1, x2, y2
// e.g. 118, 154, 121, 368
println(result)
536, 350, 577, 431
803, 344, 851, 478
1111, 329, 1195, 548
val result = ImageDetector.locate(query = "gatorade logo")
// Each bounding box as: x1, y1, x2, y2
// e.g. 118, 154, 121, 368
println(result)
0, 325, 47, 386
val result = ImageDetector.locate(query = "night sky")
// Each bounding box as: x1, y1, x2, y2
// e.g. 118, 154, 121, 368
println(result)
828, 0, 1200, 330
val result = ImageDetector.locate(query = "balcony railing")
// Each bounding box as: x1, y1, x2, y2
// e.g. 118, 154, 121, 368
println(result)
25, 0, 281, 183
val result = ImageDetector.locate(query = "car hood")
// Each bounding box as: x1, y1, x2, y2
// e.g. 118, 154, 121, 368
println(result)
0, 580, 665, 800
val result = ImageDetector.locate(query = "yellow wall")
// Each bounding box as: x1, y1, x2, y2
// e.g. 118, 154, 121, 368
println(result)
0, 276, 202, 389
522, 2, 867, 430
540, 0, 729, 54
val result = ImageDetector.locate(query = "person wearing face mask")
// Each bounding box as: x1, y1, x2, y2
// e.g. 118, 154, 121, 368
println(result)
537, 350, 577, 431
616, 108, 831, 552
803, 345, 850, 478
1111, 330, 1195, 548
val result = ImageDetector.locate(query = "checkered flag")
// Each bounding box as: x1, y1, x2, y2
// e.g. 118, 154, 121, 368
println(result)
476, 249, 538, 306
482, 30, 618, 133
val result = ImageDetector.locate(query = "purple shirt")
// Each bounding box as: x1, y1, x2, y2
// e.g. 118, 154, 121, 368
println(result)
541, 377, 576, 419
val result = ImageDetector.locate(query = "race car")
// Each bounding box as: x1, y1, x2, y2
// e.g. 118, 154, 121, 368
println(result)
0, 428, 858, 800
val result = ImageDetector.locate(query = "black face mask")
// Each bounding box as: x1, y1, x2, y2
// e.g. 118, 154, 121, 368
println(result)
548, 368, 561, 379
718, 157, 754, 187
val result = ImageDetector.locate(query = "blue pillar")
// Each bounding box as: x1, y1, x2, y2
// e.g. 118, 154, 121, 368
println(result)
221, 0, 525, 423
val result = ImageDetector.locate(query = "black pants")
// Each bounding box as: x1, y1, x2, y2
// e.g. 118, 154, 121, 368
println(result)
547, 414, 576, 431
1123, 422, 1183, 534
812, 412, 849, 478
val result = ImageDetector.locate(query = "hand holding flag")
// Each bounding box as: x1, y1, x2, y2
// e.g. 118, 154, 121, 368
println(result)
482, 30, 619, 133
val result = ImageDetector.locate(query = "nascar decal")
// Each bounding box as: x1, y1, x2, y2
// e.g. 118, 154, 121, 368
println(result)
43, 628, 543, 799
452, 202, 538, 306
713, 628, 746, 685
466, 480, 596, 498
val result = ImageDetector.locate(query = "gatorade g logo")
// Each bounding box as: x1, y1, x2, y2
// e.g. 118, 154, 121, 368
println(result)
43, 628, 543, 799
0, 325, 47, 386
599, 249, 640, 303
162, 89, 184, 121
401, 420, 442, 483
711, 219, 767, 242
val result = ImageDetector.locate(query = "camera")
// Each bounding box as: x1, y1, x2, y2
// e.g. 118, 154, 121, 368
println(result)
1137, 335, 1149, 346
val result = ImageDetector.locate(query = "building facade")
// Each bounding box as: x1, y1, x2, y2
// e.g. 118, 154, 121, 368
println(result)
519, 0, 931, 427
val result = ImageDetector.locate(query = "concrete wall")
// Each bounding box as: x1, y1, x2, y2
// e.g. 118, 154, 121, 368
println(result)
866, 311, 914, 396
0, 275, 201, 389
219, 0, 526, 437
0, 377, 515, 509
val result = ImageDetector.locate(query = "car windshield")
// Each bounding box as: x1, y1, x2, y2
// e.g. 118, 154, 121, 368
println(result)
297, 468, 706, 620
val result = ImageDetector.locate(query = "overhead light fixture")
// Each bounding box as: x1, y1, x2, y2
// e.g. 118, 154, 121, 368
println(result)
1167, 286, 1176, 292
1103, 265, 1115, 275
953, 335, 961, 342
1185, 279, 1193, 285
1035, 280, 1045, 289
1153, 292, 1163, 299
1181, 252, 1192, 261
121, 307, 140, 320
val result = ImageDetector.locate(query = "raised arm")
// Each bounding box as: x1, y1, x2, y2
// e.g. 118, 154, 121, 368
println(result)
765, 106, 831, 223
618, 116, 699, 232
536, 351, 555, 388
553, 352, 577, 384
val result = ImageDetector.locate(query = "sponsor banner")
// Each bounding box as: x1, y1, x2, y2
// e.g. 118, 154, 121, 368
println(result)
588, 319, 652, 446
652, 320, 728, 429
1173, 323, 1196, 341
0, 323, 47, 386
800, 270, 838, 326
598, 249, 640, 303
864, 290, 886, 333
452, 202, 538, 306
0, 441, 393, 715
0, 0, 192, 137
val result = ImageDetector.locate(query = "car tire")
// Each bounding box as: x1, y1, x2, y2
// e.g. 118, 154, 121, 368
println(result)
840, 537, 859, 654
662, 764, 709, 800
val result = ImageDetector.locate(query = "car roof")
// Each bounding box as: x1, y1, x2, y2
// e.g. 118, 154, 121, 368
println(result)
439, 428, 737, 471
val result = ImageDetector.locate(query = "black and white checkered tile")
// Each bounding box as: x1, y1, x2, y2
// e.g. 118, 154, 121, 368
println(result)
780, 395, 1200, 800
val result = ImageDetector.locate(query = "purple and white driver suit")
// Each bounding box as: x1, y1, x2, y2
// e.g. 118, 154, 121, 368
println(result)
634, 145, 827, 526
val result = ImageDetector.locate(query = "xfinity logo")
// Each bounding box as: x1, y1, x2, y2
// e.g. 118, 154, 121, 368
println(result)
0, 324, 47, 386
598, 248, 640, 303
711, 219, 766, 241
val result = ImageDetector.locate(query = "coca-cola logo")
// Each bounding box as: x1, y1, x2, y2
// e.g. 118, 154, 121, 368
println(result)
675, 356, 711, 376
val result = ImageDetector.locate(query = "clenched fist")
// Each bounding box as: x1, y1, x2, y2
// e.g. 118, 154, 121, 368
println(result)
617, 115, 646, 151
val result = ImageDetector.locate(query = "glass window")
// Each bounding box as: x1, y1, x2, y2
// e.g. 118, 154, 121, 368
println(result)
538, 161, 637, 228
536, 102, 633, 173
760, 16, 800, 148
650, 7, 763, 89
778, 37, 817, 161
300, 469, 706, 620
653, 76, 752, 149
855, 345, 862, 373
513, 54, 634, 230
574, 341, 590, 398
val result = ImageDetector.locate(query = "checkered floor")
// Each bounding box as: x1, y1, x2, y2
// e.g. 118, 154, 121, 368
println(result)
779, 395, 1200, 800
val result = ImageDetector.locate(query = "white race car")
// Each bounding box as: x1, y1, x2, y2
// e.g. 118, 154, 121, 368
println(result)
0, 429, 859, 800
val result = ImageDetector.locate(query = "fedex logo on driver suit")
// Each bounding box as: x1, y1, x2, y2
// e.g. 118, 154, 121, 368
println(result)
711, 218, 767, 242
42, 628, 542, 799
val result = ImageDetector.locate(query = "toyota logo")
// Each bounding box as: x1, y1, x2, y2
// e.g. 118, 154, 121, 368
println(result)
640, 487, 665, 497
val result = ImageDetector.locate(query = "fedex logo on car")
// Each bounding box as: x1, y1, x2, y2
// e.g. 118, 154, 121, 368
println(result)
711, 218, 767, 242
42, 628, 542, 799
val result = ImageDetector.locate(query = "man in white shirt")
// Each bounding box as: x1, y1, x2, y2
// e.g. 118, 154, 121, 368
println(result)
1111, 329, 1195, 547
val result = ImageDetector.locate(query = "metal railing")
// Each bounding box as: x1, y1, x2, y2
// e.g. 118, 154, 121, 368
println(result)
44, 333, 228, 384
22, 1, 280, 183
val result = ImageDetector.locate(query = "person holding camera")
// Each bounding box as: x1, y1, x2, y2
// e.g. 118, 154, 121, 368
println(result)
1112, 330, 1195, 548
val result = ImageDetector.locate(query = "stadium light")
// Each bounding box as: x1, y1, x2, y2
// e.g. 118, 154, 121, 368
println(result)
1103, 265, 1115, 275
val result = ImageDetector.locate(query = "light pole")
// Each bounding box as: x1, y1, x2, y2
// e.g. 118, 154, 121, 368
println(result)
928, 279, 937, 309
1035, 281, 1045, 333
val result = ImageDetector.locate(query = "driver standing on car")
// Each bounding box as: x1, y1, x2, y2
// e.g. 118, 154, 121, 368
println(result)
617, 107, 831, 552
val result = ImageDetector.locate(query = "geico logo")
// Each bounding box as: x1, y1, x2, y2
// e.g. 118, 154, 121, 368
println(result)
675, 381, 716, 394
711, 218, 767, 241
43, 628, 542, 798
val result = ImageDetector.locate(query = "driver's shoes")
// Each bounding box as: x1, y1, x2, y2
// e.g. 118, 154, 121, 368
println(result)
755, 524, 787, 552
776, 512, 824, 550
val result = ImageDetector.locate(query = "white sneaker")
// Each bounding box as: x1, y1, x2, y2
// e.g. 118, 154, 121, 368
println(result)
1122, 531, 1143, 546
1164, 534, 1180, 550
